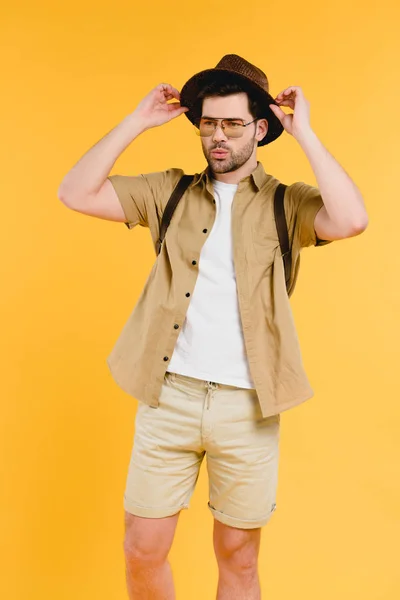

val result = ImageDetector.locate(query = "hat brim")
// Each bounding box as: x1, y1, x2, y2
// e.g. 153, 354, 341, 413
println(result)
180, 68, 284, 146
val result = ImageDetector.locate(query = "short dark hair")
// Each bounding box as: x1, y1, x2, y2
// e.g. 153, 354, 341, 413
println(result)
193, 76, 265, 122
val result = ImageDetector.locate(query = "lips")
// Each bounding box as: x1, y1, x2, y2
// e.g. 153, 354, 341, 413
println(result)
211, 150, 228, 158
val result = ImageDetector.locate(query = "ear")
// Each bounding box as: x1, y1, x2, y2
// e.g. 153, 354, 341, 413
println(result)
256, 118, 268, 143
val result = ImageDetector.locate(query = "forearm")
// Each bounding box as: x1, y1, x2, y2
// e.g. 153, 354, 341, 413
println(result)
296, 129, 368, 230
58, 112, 145, 202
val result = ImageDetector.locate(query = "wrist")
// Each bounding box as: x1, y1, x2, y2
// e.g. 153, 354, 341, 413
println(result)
294, 127, 319, 149
123, 111, 149, 136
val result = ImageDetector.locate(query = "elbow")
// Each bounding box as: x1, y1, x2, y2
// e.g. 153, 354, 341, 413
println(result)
58, 183, 78, 209
352, 214, 369, 236
57, 182, 70, 206
344, 216, 369, 238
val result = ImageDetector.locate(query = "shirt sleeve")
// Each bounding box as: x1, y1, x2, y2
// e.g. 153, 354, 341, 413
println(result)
107, 168, 184, 233
286, 181, 332, 249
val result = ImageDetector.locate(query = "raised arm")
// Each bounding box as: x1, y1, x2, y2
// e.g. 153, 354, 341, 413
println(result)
57, 84, 188, 223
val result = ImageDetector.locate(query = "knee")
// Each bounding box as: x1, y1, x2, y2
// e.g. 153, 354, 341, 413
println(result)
123, 515, 172, 568
124, 531, 170, 568
214, 525, 260, 573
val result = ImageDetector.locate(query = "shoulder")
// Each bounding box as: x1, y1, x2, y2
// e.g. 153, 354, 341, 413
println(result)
136, 168, 187, 212
286, 180, 321, 203
141, 167, 185, 190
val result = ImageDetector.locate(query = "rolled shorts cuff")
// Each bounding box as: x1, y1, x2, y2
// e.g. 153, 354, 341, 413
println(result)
124, 496, 189, 519
208, 502, 277, 529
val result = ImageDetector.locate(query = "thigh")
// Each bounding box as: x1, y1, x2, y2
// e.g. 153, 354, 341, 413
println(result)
124, 375, 205, 518
206, 387, 280, 529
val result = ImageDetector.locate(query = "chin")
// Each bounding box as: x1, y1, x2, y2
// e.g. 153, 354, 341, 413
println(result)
208, 157, 231, 173
210, 163, 227, 173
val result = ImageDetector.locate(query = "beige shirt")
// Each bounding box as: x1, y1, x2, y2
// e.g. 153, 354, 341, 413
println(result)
106, 161, 331, 418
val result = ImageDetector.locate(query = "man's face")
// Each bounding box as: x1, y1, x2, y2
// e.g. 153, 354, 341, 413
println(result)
199, 93, 267, 174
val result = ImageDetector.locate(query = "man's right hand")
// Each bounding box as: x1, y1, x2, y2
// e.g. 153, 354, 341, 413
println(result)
133, 83, 189, 131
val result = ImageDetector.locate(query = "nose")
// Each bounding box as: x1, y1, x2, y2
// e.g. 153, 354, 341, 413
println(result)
212, 124, 228, 143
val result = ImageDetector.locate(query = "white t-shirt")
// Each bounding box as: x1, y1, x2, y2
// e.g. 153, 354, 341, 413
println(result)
167, 178, 255, 388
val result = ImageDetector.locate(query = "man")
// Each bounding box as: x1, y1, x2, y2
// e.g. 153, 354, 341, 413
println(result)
58, 55, 368, 600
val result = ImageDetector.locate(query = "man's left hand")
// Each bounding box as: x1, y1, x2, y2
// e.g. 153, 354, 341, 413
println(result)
269, 86, 313, 141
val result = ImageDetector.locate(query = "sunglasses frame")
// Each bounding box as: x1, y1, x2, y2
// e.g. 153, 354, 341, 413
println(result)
194, 117, 259, 138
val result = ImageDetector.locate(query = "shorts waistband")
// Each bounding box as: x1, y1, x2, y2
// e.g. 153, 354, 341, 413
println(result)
166, 371, 245, 391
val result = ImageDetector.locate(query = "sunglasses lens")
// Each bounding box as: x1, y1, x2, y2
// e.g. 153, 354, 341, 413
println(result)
199, 119, 216, 136
223, 121, 244, 137
193, 119, 246, 137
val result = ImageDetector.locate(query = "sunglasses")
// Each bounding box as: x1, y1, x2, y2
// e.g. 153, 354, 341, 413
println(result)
194, 117, 259, 139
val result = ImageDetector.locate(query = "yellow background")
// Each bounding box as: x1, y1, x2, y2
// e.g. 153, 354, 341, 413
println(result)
2, 1, 399, 598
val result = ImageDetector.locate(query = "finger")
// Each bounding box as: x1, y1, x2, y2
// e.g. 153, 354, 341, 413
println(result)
165, 89, 181, 101
276, 92, 295, 102
170, 86, 181, 99
276, 99, 295, 109
168, 105, 190, 119
158, 82, 173, 91
275, 87, 300, 100
157, 83, 181, 100
167, 102, 188, 113
165, 84, 181, 99
269, 104, 286, 122
275, 89, 290, 99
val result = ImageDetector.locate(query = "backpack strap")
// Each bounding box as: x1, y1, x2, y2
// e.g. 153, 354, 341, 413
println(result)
273, 183, 291, 292
156, 174, 194, 255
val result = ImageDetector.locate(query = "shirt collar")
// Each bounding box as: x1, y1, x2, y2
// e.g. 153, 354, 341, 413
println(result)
191, 161, 268, 192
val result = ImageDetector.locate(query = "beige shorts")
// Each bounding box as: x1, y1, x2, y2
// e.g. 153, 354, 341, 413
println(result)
124, 371, 281, 529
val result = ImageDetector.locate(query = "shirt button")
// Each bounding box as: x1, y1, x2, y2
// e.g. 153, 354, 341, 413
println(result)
192, 260, 197, 266
186, 292, 191, 297
203, 229, 208, 233
163, 356, 169, 361
174, 324, 179, 329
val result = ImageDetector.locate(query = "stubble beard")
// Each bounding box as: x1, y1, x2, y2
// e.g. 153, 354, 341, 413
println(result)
202, 136, 257, 174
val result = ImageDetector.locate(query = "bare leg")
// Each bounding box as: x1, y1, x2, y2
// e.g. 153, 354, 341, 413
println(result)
213, 520, 262, 600
123, 511, 180, 600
